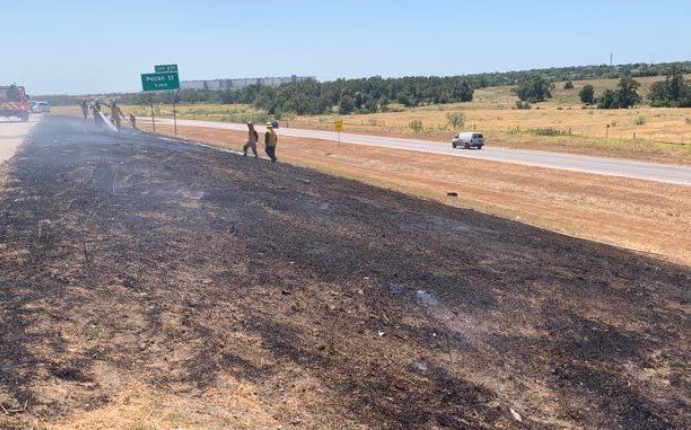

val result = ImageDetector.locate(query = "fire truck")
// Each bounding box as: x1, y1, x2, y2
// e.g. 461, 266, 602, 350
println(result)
0, 85, 30, 121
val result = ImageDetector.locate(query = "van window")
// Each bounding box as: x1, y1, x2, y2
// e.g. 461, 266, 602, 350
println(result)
473, 134, 483, 139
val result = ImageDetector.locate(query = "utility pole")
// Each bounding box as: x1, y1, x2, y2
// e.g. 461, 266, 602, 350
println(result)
610, 52, 613, 67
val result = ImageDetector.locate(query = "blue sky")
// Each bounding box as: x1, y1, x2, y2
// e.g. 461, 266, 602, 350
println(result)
4, 0, 690, 94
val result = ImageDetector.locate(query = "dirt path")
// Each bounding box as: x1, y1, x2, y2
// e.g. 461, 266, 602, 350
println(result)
141, 123, 691, 267
1, 117, 689, 430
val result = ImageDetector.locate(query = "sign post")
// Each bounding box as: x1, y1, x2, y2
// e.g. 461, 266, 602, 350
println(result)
141, 64, 181, 135
150, 102, 157, 133
334, 120, 343, 147
169, 90, 179, 136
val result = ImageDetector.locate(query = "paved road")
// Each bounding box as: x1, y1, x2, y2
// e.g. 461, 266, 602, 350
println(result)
155, 118, 691, 186
0, 116, 41, 164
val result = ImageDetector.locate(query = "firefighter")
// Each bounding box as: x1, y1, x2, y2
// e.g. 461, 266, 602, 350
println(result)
264, 122, 278, 163
243, 122, 259, 157
92, 99, 103, 125
109, 100, 125, 130
80, 99, 89, 120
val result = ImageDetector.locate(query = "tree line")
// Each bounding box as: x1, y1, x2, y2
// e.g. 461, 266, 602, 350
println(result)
38, 60, 691, 115
513, 67, 691, 110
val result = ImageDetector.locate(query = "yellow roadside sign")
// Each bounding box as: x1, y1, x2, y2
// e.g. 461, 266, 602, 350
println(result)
334, 120, 343, 132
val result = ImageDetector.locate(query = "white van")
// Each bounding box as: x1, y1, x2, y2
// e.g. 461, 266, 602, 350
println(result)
452, 132, 484, 149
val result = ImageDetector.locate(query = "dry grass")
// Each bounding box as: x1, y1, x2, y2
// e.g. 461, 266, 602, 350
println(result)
43, 382, 280, 430
140, 123, 691, 267
51, 73, 691, 164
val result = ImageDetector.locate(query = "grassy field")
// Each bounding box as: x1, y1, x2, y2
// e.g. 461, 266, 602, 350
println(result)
52, 74, 691, 164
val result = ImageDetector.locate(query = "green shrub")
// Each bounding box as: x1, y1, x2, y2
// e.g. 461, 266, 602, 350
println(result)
527, 127, 572, 137
598, 77, 641, 109
446, 111, 465, 129
579, 85, 595, 105
409, 120, 424, 132
514, 75, 554, 102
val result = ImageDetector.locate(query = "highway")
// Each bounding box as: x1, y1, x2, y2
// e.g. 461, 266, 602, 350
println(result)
0, 117, 41, 164
155, 118, 691, 186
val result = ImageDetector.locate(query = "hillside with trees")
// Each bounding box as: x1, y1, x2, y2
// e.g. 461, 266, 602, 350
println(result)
39, 60, 691, 116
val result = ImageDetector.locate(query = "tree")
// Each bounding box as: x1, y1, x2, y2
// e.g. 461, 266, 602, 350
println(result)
452, 80, 474, 102
339, 96, 356, 114
598, 77, 641, 109
617, 76, 642, 108
597, 90, 616, 109
648, 67, 691, 107
514, 75, 554, 102
564, 80, 574, 90
579, 85, 595, 105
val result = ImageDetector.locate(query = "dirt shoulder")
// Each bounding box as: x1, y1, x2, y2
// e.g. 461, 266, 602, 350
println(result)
2, 117, 689, 430
142, 123, 691, 267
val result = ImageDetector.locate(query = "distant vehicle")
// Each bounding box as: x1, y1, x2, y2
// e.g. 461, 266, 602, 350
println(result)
452, 132, 484, 150
0, 85, 30, 121
30, 101, 50, 113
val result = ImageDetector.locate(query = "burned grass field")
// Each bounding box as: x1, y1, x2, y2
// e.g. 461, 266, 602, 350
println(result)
0, 116, 689, 430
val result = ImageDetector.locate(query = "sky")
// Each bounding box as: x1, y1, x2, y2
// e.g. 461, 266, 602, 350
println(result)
4, 0, 691, 95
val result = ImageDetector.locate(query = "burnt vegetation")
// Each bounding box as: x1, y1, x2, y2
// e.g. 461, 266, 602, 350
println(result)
0, 117, 689, 429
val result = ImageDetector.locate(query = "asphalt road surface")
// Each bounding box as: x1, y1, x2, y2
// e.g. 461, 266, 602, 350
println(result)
1, 116, 689, 429
155, 118, 691, 186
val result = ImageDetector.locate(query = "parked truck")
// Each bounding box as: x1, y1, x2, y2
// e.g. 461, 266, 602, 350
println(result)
0, 85, 30, 122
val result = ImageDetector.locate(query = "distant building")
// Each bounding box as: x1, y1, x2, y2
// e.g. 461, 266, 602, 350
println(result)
180, 75, 315, 91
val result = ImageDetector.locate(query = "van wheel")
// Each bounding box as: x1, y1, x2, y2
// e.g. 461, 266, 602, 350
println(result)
452, 142, 457, 149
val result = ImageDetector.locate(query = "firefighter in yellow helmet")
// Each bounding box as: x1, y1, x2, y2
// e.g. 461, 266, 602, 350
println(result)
264, 122, 278, 163
109, 100, 125, 130
243, 122, 259, 157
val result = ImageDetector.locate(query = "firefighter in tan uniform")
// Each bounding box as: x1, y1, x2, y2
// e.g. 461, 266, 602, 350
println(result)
243, 122, 259, 157
109, 101, 125, 130
264, 122, 278, 163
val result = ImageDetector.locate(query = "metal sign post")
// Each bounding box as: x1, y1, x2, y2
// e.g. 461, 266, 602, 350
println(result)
170, 90, 178, 136
335, 120, 343, 147
172, 95, 178, 136
150, 102, 157, 133
141, 64, 181, 136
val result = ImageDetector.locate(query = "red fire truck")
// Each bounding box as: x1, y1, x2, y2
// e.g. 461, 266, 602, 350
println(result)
0, 85, 30, 122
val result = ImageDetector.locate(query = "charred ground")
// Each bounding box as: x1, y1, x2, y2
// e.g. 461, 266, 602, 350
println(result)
0, 116, 689, 429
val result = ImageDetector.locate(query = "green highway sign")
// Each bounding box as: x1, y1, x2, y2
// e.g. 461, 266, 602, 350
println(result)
155, 64, 178, 73
141, 72, 180, 92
